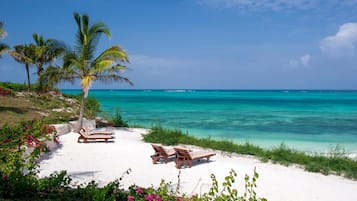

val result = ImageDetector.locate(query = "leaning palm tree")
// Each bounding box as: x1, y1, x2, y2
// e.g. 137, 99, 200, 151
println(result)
31, 33, 65, 91
0, 21, 9, 58
9, 44, 35, 91
53, 12, 131, 129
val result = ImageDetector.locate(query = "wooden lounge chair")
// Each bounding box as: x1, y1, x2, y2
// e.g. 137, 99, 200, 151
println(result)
174, 147, 215, 169
150, 144, 176, 164
77, 128, 114, 143
83, 127, 114, 135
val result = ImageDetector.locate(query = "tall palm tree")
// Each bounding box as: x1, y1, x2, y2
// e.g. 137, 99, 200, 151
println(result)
9, 44, 35, 91
53, 12, 131, 129
0, 21, 9, 58
31, 33, 65, 91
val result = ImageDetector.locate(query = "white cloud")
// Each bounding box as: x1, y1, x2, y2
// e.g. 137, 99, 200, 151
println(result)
289, 54, 311, 67
300, 54, 311, 65
320, 23, 357, 57
289, 59, 299, 67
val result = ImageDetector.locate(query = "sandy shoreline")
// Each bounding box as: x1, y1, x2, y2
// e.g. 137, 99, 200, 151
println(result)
38, 128, 357, 201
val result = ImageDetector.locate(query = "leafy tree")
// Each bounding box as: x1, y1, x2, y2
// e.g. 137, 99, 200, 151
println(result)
31, 33, 66, 91
0, 21, 10, 58
9, 44, 35, 91
50, 12, 131, 129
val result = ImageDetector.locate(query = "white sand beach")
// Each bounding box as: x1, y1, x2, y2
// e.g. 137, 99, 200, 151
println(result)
38, 128, 357, 201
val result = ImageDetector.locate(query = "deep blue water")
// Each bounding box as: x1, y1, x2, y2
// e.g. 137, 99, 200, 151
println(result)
62, 89, 357, 154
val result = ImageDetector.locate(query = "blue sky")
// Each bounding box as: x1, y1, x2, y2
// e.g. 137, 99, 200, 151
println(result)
1, 0, 357, 89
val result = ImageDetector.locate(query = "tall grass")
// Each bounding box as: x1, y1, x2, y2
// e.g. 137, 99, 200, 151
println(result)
144, 125, 357, 180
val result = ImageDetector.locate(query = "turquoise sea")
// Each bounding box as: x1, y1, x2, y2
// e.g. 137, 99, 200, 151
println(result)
62, 90, 357, 155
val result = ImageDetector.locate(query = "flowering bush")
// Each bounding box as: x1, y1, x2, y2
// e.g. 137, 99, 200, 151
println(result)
0, 87, 12, 96
0, 119, 58, 176
128, 180, 184, 201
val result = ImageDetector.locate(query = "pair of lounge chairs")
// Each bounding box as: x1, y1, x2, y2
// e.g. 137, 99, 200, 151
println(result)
151, 144, 216, 169
77, 127, 115, 143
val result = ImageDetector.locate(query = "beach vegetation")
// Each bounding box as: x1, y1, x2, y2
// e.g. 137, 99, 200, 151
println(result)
62, 93, 102, 120
46, 12, 132, 130
0, 88, 82, 126
144, 125, 357, 180
9, 44, 36, 92
109, 107, 129, 127
0, 81, 39, 92
0, 21, 9, 58
30, 33, 66, 92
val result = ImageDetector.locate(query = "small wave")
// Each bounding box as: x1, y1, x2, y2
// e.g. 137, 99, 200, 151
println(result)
166, 90, 187, 93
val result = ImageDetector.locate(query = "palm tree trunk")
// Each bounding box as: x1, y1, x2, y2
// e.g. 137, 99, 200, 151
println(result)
25, 63, 31, 92
78, 89, 86, 131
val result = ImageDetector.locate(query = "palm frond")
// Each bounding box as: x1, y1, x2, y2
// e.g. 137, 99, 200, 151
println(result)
96, 73, 133, 85
95, 46, 129, 63
0, 43, 10, 57
0, 21, 7, 39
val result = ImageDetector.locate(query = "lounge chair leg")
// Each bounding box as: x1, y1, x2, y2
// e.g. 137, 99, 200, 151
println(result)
175, 159, 183, 169
151, 155, 160, 164
188, 161, 193, 168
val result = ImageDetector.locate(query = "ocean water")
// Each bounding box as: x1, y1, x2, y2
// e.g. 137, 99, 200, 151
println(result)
62, 89, 357, 154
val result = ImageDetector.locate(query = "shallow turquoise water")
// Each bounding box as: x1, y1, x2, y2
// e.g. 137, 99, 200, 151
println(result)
62, 90, 357, 154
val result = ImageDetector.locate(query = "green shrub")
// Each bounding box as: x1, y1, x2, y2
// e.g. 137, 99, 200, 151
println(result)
110, 107, 129, 127
0, 81, 39, 91
62, 93, 101, 119
144, 125, 184, 145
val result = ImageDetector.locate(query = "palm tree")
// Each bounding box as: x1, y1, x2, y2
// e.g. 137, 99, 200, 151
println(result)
52, 12, 131, 129
0, 21, 9, 58
9, 44, 35, 91
31, 33, 65, 91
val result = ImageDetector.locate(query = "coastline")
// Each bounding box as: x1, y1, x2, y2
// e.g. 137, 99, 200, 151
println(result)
38, 128, 357, 201
62, 89, 357, 155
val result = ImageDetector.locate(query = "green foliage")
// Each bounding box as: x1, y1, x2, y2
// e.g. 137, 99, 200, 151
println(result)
0, 119, 57, 174
128, 180, 181, 201
85, 96, 101, 119
144, 126, 357, 179
0, 120, 128, 200
144, 125, 185, 146
197, 169, 267, 201
62, 93, 101, 119
127, 169, 266, 201
0, 170, 128, 201
110, 107, 129, 127
0, 81, 39, 92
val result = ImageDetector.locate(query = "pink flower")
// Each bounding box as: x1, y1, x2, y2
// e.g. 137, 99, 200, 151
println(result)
136, 186, 144, 194
155, 195, 162, 201
54, 136, 60, 144
2, 139, 11, 144
2, 174, 8, 181
128, 195, 134, 201
176, 197, 183, 201
145, 194, 154, 201
25, 125, 31, 130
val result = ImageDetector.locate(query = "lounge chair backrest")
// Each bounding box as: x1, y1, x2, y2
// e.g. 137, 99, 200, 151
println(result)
152, 144, 169, 156
151, 144, 161, 153
174, 147, 193, 160
78, 128, 89, 137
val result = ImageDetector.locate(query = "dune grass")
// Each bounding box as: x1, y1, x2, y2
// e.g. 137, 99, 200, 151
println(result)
143, 125, 357, 180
